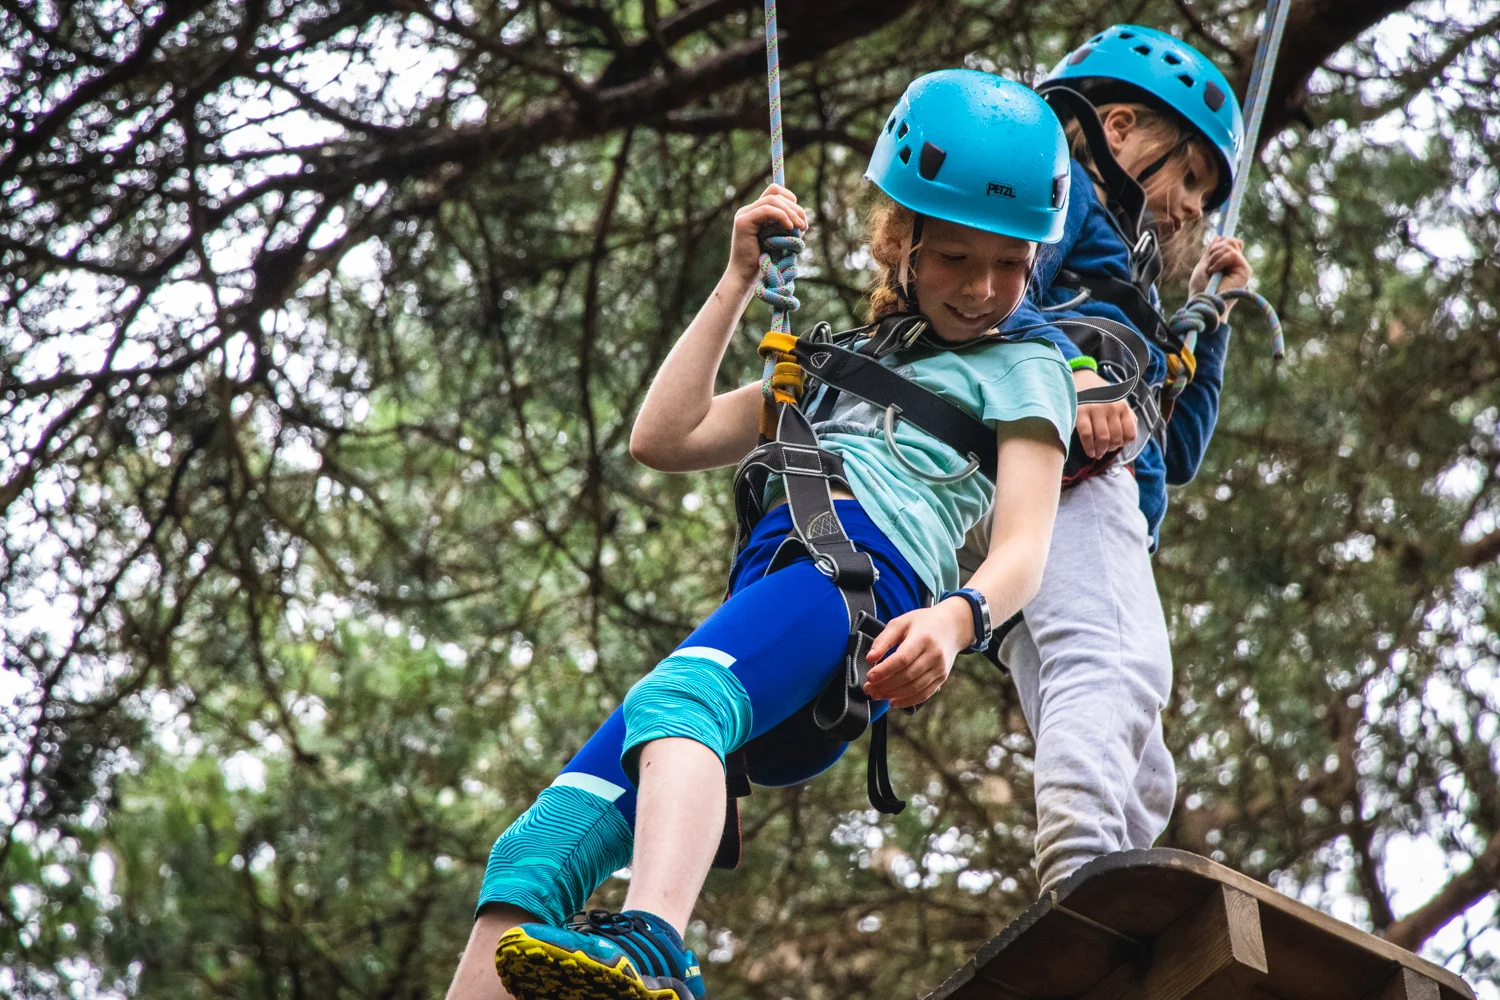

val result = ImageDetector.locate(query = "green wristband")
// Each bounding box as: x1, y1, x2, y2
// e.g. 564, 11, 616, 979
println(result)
1069, 355, 1099, 372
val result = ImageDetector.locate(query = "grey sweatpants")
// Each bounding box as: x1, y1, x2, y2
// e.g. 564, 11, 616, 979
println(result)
999, 467, 1176, 891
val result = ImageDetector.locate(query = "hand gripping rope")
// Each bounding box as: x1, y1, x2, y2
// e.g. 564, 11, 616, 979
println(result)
1164, 0, 1290, 397
755, 0, 807, 439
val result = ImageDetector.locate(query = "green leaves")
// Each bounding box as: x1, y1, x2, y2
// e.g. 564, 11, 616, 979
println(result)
4, 1, 1498, 997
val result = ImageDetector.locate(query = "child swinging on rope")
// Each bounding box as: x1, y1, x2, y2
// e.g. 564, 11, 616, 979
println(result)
445, 72, 1081, 1000
970, 26, 1257, 892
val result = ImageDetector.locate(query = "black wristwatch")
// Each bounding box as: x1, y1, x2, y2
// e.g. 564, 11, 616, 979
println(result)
941, 587, 992, 653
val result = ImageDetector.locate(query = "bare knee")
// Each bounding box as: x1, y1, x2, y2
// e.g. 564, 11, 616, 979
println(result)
445, 904, 535, 1000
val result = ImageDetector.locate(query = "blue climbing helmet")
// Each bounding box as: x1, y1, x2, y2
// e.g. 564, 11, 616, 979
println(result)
865, 69, 1070, 244
1039, 24, 1244, 211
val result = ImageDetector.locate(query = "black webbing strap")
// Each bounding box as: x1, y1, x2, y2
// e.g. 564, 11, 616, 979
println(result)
868, 714, 903, 813
1048, 315, 1163, 484
714, 750, 750, 870
980, 609, 1026, 674
812, 607, 882, 741
728, 403, 906, 817
1049, 316, 1145, 405
1054, 268, 1178, 354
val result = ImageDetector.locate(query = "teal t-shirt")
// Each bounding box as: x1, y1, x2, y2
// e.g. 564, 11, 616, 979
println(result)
771, 336, 1076, 597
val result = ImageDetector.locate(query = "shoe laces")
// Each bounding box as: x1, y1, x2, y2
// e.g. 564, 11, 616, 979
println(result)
569, 909, 651, 937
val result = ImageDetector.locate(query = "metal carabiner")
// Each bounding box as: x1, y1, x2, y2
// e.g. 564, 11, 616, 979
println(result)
1041, 287, 1091, 312
882, 405, 981, 485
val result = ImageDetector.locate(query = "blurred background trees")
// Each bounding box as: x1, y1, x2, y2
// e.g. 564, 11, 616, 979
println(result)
2, 1, 1497, 996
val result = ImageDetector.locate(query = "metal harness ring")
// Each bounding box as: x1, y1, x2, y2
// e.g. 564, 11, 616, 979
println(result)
882, 405, 982, 485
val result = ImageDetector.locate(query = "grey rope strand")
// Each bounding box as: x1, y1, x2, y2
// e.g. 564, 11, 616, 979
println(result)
758, 0, 805, 397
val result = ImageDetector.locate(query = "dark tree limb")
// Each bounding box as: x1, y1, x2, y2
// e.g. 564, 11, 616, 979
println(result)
1251, 0, 1411, 148
1383, 830, 1500, 951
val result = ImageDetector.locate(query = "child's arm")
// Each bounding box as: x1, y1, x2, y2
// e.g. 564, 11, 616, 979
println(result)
1163, 323, 1228, 484
863, 421, 1065, 708
630, 186, 808, 473
1165, 236, 1251, 484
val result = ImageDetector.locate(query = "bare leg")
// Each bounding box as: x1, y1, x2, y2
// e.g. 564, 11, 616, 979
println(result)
445, 904, 535, 1000
621, 737, 726, 935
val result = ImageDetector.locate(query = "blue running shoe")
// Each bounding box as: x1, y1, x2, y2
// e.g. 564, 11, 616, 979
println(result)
495, 909, 706, 1000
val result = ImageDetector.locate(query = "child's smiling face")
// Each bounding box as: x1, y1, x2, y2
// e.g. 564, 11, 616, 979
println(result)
913, 218, 1036, 343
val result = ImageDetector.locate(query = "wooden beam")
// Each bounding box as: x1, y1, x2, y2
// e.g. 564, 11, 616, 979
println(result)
1372, 968, 1443, 1000
1081, 885, 1269, 1000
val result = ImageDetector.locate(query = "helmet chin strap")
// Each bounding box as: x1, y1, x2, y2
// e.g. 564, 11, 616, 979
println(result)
1133, 131, 1193, 188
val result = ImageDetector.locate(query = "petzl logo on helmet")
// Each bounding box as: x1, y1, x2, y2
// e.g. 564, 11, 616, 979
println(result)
986, 182, 1015, 198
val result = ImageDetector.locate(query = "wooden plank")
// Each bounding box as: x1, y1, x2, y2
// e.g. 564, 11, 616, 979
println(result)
1080, 885, 1268, 1000
922, 851, 1476, 1000
1052, 851, 1473, 1000
1372, 968, 1443, 1000
1099, 853, 1469, 1000
973, 905, 1140, 997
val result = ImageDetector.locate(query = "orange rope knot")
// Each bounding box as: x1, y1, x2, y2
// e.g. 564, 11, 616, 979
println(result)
1164, 346, 1197, 390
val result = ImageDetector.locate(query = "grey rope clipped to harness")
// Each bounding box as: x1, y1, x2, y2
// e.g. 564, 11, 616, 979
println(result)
755, 0, 806, 417
1168, 0, 1290, 365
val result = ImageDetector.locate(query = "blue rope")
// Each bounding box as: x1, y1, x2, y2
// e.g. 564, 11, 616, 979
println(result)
758, 0, 804, 397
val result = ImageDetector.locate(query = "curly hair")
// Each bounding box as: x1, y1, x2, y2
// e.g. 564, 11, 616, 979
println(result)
864, 195, 920, 322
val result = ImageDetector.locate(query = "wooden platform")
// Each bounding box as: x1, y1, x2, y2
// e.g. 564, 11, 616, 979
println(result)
924, 849, 1474, 1000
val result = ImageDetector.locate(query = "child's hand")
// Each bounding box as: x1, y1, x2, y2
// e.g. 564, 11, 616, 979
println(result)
1188, 236, 1252, 303
862, 600, 971, 709
1073, 368, 1137, 459
728, 185, 808, 287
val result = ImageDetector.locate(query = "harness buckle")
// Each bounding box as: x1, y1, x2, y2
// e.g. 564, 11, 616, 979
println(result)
812, 550, 879, 589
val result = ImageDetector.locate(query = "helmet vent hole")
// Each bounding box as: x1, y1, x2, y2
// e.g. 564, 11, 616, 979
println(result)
1118, 31, 1135, 39
1163, 53, 1182, 65
1091, 34, 1104, 43
898, 145, 912, 165
1178, 73, 1195, 87
1068, 45, 1094, 66
1052, 174, 1068, 208
1133, 44, 1151, 56
886, 117, 895, 134
896, 121, 909, 139
1203, 81, 1226, 111
918, 141, 947, 180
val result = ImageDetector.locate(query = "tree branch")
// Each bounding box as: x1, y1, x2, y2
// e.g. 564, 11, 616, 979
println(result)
1457, 527, 1500, 569
1383, 829, 1500, 951
1251, 0, 1411, 147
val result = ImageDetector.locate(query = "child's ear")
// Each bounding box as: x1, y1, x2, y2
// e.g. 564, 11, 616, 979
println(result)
1101, 106, 1137, 159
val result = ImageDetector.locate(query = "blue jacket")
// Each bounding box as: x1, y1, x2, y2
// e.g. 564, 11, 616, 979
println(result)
1003, 158, 1230, 547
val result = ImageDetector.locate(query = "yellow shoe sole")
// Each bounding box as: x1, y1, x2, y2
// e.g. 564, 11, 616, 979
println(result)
494, 926, 685, 1000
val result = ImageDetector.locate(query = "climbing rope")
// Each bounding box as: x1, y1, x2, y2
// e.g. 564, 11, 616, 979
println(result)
756, 0, 806, 435
1166, 0, 1290, 394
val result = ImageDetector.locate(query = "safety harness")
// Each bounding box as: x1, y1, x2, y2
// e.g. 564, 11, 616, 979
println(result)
708, 309, 1142, 869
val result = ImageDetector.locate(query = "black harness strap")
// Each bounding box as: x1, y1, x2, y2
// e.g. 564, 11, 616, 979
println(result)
1054, 267, 1178, 354
1047, 315, 1164, 484
728, 403, 905, 825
